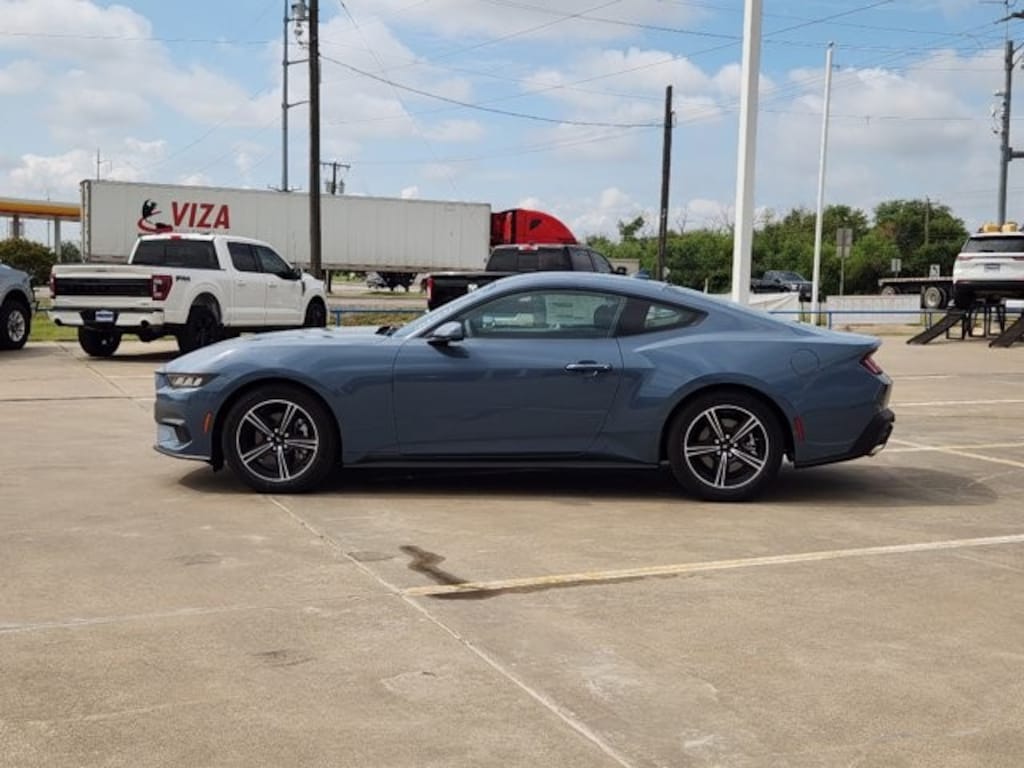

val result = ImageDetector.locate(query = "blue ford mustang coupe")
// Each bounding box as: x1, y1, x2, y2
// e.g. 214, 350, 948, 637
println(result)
154, 272, 893, 502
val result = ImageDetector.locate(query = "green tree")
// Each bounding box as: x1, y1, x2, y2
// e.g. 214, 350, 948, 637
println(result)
0, 238, 56, 284
872, 199, 966, 276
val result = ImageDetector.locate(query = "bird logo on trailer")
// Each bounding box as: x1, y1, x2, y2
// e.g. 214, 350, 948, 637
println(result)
137, 200, 173, 233
136, 198, 231, 234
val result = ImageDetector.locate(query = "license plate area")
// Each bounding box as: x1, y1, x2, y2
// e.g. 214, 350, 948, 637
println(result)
984, 263, 1001, 273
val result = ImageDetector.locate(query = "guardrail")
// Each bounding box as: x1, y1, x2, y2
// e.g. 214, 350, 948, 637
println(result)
765, 309, 949, 330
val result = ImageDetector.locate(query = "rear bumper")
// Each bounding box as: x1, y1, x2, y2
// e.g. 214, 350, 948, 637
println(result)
795, 408, 895, 469
952, 280, 1024, 298
49, 307, 166, 329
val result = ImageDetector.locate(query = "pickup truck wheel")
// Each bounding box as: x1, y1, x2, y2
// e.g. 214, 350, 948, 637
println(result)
222, 385, 339, 493
0, 298, 31, 350
77, 327, 121, 357
667, 391, 783, 502
303, 300, 327, 328
177, 304, 221, 354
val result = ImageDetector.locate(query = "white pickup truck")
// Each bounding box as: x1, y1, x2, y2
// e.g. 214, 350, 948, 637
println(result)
49, 234, 327, 357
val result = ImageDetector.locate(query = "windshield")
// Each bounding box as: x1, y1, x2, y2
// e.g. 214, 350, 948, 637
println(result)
773, 271, 805, 281
961, 236, 1024, 254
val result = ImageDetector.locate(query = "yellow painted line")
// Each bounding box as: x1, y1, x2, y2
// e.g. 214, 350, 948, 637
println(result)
890, 438, 1024, 470
403, 534, 1024, 597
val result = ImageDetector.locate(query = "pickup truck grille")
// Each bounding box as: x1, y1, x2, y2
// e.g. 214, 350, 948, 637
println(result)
56, 277, 151, 297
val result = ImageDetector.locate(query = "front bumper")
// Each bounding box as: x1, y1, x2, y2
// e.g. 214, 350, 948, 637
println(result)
153, 378, 218, 462
49, 307, 166, 329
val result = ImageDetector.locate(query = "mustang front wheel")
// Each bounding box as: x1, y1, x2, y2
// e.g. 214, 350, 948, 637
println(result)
222, 385, 339, 493
668, 391, 783, 502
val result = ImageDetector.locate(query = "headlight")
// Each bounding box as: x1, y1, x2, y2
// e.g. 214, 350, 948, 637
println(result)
166, 373, 216, 389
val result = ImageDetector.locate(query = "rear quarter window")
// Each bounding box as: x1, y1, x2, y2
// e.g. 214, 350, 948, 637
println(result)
618, 298, 704, 336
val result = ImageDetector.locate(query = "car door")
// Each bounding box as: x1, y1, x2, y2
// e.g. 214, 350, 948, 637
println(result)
226, 242, 268, 325
393, 289, 625, 457
255, 245, 302, 326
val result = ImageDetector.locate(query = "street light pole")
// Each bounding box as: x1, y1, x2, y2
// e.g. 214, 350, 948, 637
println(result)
308, 0, 322, 279
281, 0, 308, 192
811, 42, 835, 320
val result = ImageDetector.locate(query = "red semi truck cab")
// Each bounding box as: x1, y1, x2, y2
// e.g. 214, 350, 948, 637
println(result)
490, 208, 578, 247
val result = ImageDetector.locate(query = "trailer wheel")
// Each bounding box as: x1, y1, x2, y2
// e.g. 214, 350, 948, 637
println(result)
78, 327, 121, 357
922, 285, 946, 310
880, 286, 898, 296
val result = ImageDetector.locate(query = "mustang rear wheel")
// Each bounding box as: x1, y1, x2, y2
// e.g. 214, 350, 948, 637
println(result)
0, 298, 30, 350
668, 391, 783, 502
222, 385, 339, 493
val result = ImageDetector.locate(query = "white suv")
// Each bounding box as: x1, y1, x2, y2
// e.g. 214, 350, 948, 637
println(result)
952, 223, 1024, 309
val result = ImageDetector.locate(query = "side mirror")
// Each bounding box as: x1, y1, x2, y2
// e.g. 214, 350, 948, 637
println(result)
428, 321, 465, 345
614, 266, 627, 275
285, 267, 302, 280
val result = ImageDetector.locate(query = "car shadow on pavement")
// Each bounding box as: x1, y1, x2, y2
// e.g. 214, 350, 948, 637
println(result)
175, 463, 997, 507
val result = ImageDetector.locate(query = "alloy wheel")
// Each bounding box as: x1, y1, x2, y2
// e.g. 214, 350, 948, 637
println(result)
682, 404, 770, 491
234, 398, 321, 484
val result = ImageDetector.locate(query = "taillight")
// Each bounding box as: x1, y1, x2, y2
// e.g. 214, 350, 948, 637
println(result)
861, 353, 884, 376
49, 269, 57, 298
425, 276, 434, 302
151, 274, 173, 301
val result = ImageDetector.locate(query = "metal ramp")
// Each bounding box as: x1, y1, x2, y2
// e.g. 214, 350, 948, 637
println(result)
989, 312, 1024, 348
906, 310, 964, 345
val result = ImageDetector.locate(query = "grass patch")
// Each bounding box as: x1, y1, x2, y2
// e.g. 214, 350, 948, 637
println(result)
337, 311, 424, 327
29, 311, 78, 342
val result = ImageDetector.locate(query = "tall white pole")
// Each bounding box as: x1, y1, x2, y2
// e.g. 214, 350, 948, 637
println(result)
811, 42, 835, 319
730, 0, 763, 304
282, 0, 289, 192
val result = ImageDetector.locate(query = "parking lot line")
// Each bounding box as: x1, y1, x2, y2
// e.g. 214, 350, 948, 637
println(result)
889, 438, 1024, 470
886, 441, 1024, 454
894, 398, 1024, 407
402, 534, 1024, 598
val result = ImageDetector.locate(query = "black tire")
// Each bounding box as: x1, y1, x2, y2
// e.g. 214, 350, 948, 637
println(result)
177, 303, 221, 354
0, 298, 31, 350
303, 299, 327, 328
222, 384, 339, 493
922, 285, 946, 310
952, 288, 974, 310
77, 327, 122, 357
667, 390, 784, 502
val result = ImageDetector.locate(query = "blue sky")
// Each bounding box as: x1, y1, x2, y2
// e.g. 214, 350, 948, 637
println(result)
0, 0, 1020, 244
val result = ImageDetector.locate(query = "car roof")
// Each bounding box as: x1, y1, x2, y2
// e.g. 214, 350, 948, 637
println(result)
137, 233, 269, 246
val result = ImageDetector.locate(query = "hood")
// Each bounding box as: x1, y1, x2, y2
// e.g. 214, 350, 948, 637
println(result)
162, 326, 389, 373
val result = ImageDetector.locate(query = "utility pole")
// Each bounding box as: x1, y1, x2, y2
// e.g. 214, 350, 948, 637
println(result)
281, 0, 309, 192
321, 161, 350, 195
924, 196, 930, 245
656, 85, 673, 282
998, 39, 1015, 225
308, 0, 322, 279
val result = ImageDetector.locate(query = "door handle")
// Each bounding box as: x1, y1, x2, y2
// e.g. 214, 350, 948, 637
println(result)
565, 361, 613, 374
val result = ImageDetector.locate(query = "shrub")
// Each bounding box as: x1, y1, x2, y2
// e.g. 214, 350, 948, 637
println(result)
0, 238, 56, 285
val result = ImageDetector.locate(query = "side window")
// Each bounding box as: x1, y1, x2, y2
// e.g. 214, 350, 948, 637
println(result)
570, 248, 593, 271
459, 291, 625, 339
228, 242, 259, 273
618, 298, 703, 336
537, 249, 569, 270
254, 245, 290, 276
589, 250, 614, 274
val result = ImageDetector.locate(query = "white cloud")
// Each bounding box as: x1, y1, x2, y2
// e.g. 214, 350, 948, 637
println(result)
400, 185, 419, 199
341, 0, 706, 42
0, 59, 43, 94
